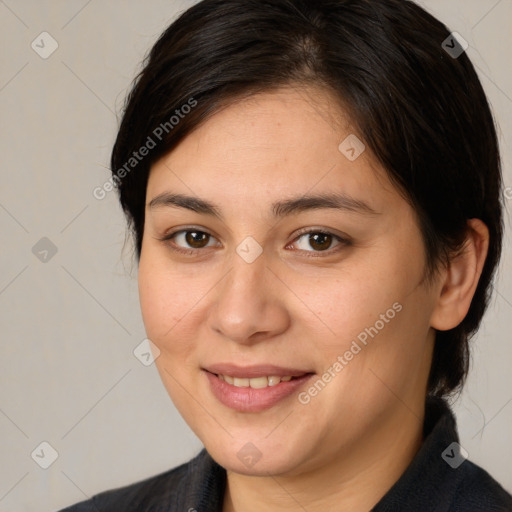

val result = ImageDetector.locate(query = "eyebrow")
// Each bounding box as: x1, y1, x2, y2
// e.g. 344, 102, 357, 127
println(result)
148, 192, 380, 219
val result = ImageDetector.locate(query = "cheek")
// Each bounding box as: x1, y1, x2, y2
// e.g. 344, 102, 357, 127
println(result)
138, 252, 196, 353
295, 269, 405, 353
296, 242, 428, 369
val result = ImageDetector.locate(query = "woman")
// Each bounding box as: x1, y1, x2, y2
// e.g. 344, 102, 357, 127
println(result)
61, 0, 512, 510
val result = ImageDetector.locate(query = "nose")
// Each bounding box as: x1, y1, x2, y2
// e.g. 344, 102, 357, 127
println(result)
207, 249, 290, 345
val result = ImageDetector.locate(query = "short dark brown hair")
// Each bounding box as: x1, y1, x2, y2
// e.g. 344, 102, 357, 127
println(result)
110, 0, 504, 397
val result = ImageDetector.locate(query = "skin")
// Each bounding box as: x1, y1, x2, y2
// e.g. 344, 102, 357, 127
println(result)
138, 86, 489, 511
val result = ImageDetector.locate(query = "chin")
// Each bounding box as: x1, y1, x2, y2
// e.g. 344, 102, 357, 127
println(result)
205, 437, 309, 477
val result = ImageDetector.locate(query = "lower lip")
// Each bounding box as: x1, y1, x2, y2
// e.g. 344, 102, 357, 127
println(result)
204, 370, 314, 413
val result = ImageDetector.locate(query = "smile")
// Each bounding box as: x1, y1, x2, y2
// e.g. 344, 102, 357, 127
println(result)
203, 366, 315, 412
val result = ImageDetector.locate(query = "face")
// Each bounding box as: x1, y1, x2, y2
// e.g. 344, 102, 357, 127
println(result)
138, 86, 440, 477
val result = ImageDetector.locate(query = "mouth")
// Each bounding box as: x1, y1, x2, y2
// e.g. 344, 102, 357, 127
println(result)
202, 364, 315, 412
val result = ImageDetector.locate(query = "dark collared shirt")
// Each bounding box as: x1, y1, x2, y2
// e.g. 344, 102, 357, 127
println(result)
59, 397, 512, 511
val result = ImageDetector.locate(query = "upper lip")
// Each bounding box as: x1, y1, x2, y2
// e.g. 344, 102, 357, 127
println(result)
203, 363, 314, 379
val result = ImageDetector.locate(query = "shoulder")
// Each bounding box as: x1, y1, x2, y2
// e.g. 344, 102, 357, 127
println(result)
58, 450, 210, 511
449, 459, 512, 512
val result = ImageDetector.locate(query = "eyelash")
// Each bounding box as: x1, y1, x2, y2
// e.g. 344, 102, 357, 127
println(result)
158, 227, 350, 258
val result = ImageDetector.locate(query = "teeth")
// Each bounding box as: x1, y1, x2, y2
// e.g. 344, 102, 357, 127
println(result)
267, 376, 281, 386
217, 374, 295, 388
248, 376, 268, 389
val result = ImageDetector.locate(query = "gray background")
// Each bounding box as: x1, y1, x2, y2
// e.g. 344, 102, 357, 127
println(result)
0, 1, 510, 510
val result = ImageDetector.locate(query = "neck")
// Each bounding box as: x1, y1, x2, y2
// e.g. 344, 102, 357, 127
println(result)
222, 407, 424, 512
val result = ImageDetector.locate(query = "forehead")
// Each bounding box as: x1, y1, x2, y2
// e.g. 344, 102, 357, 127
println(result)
146, 87, 399, 214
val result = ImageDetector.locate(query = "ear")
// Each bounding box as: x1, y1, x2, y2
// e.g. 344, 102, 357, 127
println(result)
430, 219, 490, 331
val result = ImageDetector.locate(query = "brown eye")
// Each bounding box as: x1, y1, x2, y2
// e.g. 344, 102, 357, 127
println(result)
184, 231, 210, 249
162, 229, 219, 254
306, 232, 333, 251
292, 230, 344, 253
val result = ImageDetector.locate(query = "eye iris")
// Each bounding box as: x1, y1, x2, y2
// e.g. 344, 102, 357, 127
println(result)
185, 231, 209, 248
309, 233, 332, 251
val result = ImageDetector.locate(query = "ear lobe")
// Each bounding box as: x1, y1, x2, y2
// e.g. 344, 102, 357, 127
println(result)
430, 219, 489, 331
